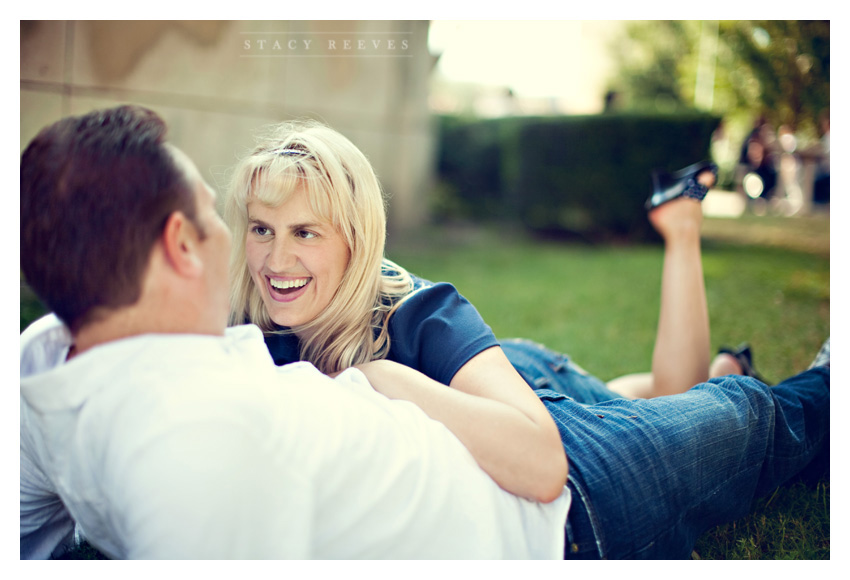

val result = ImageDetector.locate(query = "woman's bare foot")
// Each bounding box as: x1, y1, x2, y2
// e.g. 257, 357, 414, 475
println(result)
648, 196, 703, 243
648, 169, 714, 242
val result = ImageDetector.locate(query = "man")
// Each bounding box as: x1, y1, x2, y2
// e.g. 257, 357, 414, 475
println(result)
20, 106, 570, 559
21, 106, 829, 560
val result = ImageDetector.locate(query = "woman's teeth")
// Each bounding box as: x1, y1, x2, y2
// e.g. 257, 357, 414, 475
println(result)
270, 278, 309, 291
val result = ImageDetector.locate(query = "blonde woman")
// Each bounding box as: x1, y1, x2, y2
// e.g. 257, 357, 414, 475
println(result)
225, 120, 829, 559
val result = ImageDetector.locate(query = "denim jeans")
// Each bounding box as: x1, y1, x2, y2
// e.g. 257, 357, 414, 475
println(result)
500, 339, 830, 559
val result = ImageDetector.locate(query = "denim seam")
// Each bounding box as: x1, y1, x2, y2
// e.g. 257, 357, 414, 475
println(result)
568, 476, 607, 559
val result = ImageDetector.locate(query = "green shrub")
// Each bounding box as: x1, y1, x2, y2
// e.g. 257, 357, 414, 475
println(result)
435, 113, 722, 241
434, 115, 522, 221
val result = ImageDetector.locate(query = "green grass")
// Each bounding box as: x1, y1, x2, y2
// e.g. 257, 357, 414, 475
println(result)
387, 217, 829, 385
386, 214, 829, 560
21, 214, 829, 559
692, 481, 830, 559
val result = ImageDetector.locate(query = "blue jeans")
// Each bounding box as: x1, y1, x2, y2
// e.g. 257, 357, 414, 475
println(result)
501, 339, 830, 559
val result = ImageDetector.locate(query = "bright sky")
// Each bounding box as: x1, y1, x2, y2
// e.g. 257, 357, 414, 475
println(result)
428, 20, 622, 112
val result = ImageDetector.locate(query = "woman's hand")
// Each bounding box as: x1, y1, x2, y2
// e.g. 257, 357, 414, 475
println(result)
354, 348, 567, 503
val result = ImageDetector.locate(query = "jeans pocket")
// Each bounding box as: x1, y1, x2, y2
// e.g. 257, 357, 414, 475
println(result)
534, 388, 572, 403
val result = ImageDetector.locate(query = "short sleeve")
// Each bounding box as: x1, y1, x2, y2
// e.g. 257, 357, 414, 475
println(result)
387, 281, 499, 385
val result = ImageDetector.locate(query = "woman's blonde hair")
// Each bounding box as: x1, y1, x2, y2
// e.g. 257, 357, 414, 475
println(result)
225, 119, 413, 374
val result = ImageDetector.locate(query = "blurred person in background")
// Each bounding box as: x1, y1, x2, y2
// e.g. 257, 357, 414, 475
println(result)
738, 116, 779, 209
814, 110, 830, 205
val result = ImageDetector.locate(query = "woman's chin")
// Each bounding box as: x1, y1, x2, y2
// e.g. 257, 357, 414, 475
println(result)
264, 306, 308, 329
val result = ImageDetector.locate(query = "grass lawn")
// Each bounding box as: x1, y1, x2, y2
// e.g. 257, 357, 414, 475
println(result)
386, 213, 829, 560
387, 214, 829, 386
20, 213, 829, 559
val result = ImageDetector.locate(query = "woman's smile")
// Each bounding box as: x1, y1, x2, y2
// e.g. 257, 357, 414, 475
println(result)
267, 276, 311, 302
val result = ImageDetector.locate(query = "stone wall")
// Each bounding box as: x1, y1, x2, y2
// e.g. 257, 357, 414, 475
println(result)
20, 20, 435, 233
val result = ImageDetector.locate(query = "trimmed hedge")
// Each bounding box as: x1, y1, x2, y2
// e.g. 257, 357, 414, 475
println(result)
435, 113, 721, 241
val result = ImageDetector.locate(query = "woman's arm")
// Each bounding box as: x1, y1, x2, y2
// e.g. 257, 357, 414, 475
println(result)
355, 346, 567, 503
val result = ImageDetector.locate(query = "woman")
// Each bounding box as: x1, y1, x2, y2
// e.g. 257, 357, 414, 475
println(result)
226, 121, 569, 500
225, 120, 750, 497
223, 121, 827, 558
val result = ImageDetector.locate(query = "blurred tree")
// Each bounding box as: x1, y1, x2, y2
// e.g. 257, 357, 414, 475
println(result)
608, 21, 697, 113
607, 20, 829, 141
722, 21, 829, 134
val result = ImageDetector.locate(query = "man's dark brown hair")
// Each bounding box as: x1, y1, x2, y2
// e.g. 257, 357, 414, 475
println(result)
21, 105, 202, 333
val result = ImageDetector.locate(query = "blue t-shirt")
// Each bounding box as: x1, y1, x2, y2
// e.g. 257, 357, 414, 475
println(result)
263, 274, 499, 386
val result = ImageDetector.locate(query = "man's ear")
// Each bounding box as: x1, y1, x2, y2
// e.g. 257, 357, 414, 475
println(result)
161, 212, 203, 277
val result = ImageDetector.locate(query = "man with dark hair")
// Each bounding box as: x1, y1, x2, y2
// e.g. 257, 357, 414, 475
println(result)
20, 106, 828, 560
20, 106, 571, 559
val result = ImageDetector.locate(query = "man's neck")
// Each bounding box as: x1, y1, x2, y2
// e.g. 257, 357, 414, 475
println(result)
70, 306, 226, 360
68, 255, 227, 359
69, 309, 147, 360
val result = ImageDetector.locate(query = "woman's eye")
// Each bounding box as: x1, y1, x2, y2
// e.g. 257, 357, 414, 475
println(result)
296, 230, 318, 240
251, 226, 271, 237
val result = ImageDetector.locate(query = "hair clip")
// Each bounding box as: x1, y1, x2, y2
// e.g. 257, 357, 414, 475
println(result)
277, 148, 309, 156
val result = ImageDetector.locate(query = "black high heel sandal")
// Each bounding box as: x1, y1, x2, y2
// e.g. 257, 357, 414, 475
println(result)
646, 161, 718, 210
717, 343, 771, 385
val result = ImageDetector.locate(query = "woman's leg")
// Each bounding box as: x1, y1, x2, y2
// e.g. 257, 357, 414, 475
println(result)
647, 193, 711, 396
606, 353, 746, 400
515, 164, 724, 401
605, 173, 714, 398
603, 168, 717, 399
547, 358, 831, 559
605, 372, 655, 399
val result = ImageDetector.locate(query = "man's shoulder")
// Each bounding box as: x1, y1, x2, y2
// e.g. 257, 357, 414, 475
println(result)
20, 314, 67, 347
21, 314, 71, 377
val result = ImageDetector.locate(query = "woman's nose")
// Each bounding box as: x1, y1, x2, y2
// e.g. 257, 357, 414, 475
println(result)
267, 237, 298, 271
